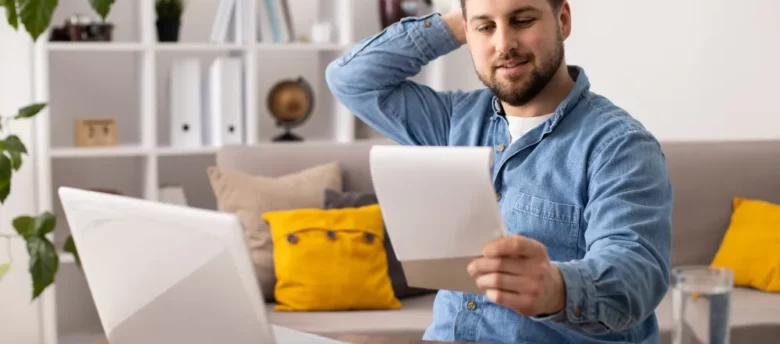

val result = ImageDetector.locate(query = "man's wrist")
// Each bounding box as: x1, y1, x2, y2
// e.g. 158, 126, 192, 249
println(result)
441, 9, 467, 45
541, 262, 566, 316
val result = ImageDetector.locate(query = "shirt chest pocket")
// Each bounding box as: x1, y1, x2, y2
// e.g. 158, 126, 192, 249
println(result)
507, 192, 581, 262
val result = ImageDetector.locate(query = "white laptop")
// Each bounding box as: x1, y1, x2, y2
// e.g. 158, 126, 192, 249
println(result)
57, 186, 345, 344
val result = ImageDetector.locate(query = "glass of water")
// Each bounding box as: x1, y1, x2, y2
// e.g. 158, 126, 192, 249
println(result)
672, 265, 734, 344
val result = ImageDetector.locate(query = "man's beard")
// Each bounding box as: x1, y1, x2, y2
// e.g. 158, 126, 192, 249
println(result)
478, 36, 565, 107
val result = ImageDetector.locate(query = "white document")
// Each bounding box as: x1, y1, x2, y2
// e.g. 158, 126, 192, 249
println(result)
370, 145, 507, 261
169, 58, 203, 147
370, 145, 507, 293
206, 57, 244, 146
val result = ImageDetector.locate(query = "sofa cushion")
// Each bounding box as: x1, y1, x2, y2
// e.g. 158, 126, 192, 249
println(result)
267, 293, 437, 338
656, 287, 780, 344
323, 189, 436, 300
711, 197, 780, 292
206, 162, 342, 301
215, 142, 392, 194
262, 204, 401, 312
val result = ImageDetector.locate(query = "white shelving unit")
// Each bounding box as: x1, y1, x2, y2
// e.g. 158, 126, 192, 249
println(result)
30, 1, 367, 343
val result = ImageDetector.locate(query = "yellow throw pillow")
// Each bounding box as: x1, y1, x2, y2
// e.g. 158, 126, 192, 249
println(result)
711, 197, 780, 292
262, 204, 402, 311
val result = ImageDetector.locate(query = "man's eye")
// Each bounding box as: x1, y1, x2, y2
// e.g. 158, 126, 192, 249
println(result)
477, 24, 494, 32
513, 19, 535, 27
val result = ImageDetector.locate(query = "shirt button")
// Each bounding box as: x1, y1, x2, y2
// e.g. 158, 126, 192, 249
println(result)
496, 144, 505, 152
423, 20, 431, 28
466, 301, 477, 311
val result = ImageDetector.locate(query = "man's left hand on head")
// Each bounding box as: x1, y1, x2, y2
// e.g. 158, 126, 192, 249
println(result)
467, 235, 566, 317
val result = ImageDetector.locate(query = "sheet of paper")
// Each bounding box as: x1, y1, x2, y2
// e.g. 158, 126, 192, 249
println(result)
369, 145, 507, 294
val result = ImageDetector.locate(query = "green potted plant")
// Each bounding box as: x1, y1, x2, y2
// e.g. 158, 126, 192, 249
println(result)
0, 0, 115, 300
156, 0, 184, 42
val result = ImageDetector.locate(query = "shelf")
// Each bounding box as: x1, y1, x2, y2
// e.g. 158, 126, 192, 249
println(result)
46, 42, 349, 53
50, 146, 152, 158
35, 0, 366, 342
256, 42, 350, 51
59, 331, 106, 344
155, 42, 247, 52
156, 146, 221, 156
47, 42, 146, 52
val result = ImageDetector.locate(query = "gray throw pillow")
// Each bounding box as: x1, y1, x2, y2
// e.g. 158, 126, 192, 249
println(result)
323, 189, 436, 299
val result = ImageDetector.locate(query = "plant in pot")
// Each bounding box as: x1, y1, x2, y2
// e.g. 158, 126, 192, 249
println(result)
156, 0, 184, 42
0, 0, 115, 300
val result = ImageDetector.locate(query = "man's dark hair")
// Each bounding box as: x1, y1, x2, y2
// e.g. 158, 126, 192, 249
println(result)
460, 0, 565, 16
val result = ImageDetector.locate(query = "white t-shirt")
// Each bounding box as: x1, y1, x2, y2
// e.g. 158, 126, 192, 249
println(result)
506, 114, 554, 144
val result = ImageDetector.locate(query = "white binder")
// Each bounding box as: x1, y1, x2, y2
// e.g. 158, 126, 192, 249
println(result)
205, 57, 244, 146
169, 59, 203, 147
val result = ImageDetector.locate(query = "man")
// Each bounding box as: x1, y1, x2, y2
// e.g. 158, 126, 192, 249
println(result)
326, 0, 673, 343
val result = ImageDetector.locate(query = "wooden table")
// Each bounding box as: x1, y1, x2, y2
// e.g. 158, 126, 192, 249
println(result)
325, 334, 475, 344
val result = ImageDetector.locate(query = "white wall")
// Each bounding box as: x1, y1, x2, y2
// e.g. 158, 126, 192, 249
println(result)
0, 10, 42, 344
563, 0, 780, 141
437, 0, 780, 142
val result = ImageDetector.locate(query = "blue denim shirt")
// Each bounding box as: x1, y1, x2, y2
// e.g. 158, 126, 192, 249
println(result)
326, 13, 673, 344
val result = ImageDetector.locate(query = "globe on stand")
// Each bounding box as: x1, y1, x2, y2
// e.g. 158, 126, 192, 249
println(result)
266, 77, 314, 142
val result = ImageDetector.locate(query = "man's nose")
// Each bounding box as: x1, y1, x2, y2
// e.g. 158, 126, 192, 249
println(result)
494, 25, 518, 55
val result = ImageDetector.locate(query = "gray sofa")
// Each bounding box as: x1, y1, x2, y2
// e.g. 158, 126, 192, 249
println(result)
215, 140, 780, 343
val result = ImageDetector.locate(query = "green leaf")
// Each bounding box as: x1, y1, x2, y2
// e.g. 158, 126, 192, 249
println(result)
34, 212, 56, 236
26, 236, 58, 300
13, 216, 35, 239
89, 0, 113, 21
9, 151, 22, 171
63, 235, 81, 268
4, 134, 27, 154
0, 0, 19, 29
0, 182, 9, 203
0, 262, 10, 280
18, 0, 56, 42
0, 262, 10, 282
15, 102, 46, 119
0, 153, 11, 190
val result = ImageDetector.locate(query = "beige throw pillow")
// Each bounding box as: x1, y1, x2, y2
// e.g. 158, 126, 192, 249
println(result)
207, 162, 342, 301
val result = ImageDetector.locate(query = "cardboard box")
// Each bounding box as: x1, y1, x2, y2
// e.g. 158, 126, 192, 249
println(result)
75, 118, 117, 147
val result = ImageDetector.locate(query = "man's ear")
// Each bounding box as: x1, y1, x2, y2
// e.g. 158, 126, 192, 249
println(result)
462, 19, 469, 43
559, 1, 572, 40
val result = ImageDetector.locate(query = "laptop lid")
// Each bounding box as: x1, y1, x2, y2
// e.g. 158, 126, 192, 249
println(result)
57, 186, 275, 344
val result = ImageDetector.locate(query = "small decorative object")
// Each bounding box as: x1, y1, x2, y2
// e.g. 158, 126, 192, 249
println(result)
378, 0, 432, 29
156, 0, 184, 42
74, 118, 118, 147
49, 13, 114, 42
311, 22, 333, 43
266, 77, 314, 142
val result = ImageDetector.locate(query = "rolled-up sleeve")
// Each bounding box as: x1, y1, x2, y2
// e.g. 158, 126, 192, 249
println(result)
533, 128, 673, 334
325, 13, 462, 146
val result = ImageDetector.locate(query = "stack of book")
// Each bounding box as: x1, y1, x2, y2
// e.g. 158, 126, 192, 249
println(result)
210, 0, 295, 43
168, 57, 245, 148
